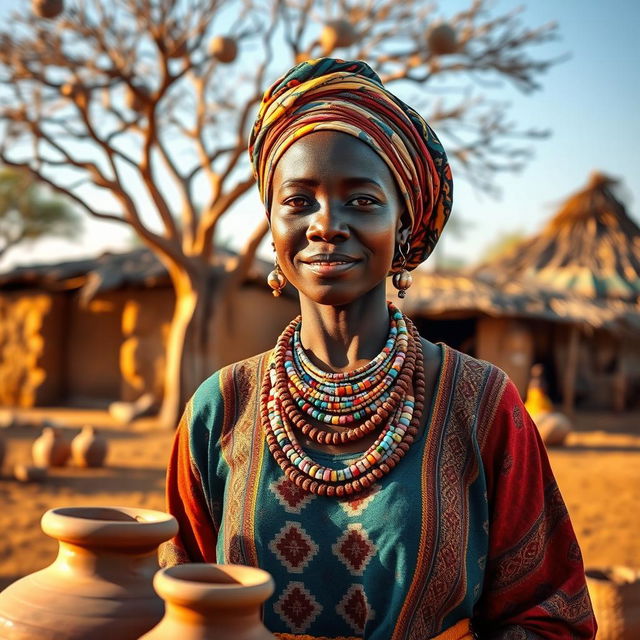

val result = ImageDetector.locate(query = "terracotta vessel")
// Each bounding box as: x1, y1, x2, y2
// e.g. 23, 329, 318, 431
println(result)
140, 563, 276, 640
586, 566, 640, 640
14, 463, 47, 483
0, 505, 178, 639
32, 425, 71, 467
71, 425, 108, 467
535, 412, 572, 446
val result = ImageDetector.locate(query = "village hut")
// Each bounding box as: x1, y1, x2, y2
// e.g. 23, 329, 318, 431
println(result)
0, 248, 299, 408
398, 172, 640, 411
474, 172, 640, 300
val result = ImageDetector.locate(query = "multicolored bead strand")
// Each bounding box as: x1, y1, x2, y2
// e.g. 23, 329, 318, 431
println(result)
261, 303, 425, 496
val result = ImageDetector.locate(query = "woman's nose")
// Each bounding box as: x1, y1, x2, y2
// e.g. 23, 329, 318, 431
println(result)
306, 202, 350, 243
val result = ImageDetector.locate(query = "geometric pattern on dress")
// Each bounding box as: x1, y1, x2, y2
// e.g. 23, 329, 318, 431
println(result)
270, 475, 316, 514
395, 353, 494, 639
332, 523, 378, 576
540, 586, 594, 625
273, 581, 323, 633
336, 583, 376, 634
339, 483, 381, 517
501, 452, 513, 475
268, 521, 319, 574
512, 404, 524, 429
492, 481, 568, 592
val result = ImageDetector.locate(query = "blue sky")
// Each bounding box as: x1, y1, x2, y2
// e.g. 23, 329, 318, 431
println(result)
1, 0, 639, 270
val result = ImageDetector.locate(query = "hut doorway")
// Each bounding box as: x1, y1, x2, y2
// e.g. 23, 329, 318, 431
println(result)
411, 316, 477, 356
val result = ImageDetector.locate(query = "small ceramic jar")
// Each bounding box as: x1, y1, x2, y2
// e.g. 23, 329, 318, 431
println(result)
32, 425, 71, 467
71, 425, 108, 467
141, 563, 276, 640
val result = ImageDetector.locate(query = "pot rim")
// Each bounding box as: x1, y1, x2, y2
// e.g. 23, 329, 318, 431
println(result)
41, 506, 178, 549
586, 565, 640, 584
155, 563, 275, 608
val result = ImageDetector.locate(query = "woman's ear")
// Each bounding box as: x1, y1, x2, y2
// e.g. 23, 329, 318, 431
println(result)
395, 224, 411, 248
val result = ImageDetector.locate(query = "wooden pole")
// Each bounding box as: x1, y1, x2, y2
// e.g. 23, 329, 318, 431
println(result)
612, 338, 626, 413
562, 324, 580, 416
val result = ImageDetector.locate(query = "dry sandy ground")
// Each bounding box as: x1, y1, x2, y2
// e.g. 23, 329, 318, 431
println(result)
0, 407, 638, 591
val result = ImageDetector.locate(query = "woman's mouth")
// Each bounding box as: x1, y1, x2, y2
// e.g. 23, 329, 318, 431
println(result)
301, 254, 359, 276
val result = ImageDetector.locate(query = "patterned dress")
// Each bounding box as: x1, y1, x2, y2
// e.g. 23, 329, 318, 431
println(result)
162, 344, 596, 639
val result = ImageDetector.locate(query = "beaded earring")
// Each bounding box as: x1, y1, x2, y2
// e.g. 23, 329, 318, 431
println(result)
267, 244, 286, 297
392, 242, 413, 298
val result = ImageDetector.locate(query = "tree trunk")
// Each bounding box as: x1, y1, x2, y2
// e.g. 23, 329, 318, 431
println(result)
158, 264, 222, 430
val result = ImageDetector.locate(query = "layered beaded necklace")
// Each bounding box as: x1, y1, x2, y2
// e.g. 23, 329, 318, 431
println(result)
261, 302, 425, 496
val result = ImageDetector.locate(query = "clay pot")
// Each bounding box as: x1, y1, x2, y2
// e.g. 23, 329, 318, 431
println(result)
32, 425, 71, 467
32, 0, 63, 19
140, 563, 276, 639
0, 506, 178, 639
535, 411, 572, 446
14, 463, 47, 483
426, 23, 459, 55
125, 83, 151, 112
320, 19, 358, 54
71, 425, 108, 467
209, 36, 238, 63
586, 566, 640, 640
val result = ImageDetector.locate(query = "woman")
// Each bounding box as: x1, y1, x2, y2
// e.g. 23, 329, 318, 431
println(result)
162, 58, 596, 639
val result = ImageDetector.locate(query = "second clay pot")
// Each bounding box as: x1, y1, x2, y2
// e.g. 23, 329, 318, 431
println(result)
140, 563, 276, 640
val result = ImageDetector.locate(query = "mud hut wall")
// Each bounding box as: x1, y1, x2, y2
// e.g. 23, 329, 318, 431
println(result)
66, 291, 125, 402
0, 290, 66, 407
119, 287, 173, 402
552, 326, 640, 410
121, 285, 299, 402
476, 317, 535, 397
208, 286, 300, 370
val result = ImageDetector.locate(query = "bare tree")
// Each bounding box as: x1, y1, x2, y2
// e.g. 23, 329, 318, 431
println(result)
0, 166, 81, 259
0, 0, 560, 428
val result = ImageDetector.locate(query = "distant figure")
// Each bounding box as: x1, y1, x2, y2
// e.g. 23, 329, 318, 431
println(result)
525, 363, 553, 416
526, 363, 572, 446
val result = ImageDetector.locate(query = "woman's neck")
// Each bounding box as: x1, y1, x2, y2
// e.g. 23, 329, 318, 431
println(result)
298, 286, 390, 372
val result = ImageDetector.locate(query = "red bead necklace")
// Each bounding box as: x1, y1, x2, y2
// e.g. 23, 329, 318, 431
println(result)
261, 303, 425, 496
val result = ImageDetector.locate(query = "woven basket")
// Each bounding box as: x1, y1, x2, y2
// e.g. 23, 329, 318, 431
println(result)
586, 566, 640, 639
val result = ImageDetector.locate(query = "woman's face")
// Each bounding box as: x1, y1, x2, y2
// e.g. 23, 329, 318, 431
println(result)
270, 130, 407, 306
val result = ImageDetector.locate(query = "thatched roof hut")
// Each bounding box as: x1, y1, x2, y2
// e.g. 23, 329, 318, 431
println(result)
401, 271, 640, 334
0, 247, 285, 299
474, 172, 640, 301
0, 249, 299, 407
395, 173, 640, 411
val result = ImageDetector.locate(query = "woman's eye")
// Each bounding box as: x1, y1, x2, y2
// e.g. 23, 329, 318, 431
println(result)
350, 196, 377, 207
283, 196, 310, 208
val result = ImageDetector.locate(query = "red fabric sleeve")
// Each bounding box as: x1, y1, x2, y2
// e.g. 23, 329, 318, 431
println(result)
474, 380, 597, 639
160, 405, 218, 566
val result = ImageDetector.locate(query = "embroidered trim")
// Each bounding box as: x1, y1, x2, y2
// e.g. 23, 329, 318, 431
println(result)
220, 353, 269, 566
394, 348, 504, 639
491, 481, 568, 592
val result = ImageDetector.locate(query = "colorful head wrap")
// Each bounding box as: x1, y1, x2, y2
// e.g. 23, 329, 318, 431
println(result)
248, 57, 453, 270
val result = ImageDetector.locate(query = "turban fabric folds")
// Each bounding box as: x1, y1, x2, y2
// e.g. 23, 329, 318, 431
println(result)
248, 57, 453, 270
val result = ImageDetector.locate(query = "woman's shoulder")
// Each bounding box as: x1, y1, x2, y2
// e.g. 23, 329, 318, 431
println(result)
187, 349, 273, 425
435, 343, 524, 432
436, 342, 510, 391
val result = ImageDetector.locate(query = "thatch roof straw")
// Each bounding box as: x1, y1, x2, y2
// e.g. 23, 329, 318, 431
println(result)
0, 249, 170, 293
398, 270, 640, 333
474, 172, 640, 301
0, 248, 282, 302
